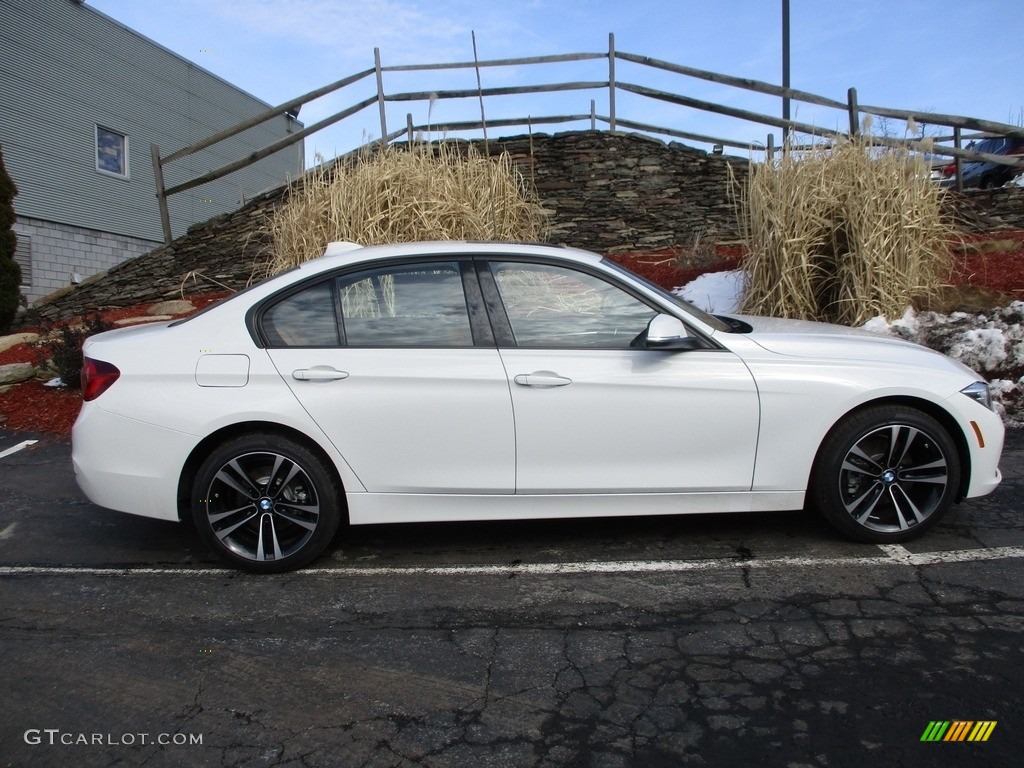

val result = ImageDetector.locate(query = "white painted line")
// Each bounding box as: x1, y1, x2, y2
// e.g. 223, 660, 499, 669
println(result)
0, 545, 1022, 577
0, 440, 38, 460
0, 523, 16, 541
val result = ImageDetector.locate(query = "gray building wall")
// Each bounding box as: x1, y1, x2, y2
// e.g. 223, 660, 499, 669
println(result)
0, 0, 303, 303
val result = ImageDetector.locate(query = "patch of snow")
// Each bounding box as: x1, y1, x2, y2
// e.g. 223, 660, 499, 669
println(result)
862, 302, 1024, 425
674, 270, 745, 313
44, 377, 65, 388
950, 328, 1009, 372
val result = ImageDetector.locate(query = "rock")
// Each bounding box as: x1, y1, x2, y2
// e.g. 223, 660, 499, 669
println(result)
114, 315, 173, 326
0, 333, 39, 354
0, 363, 36, 386
147, 299, 195, 316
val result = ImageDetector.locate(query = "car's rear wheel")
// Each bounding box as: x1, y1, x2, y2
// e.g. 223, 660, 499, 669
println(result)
192, 434, 341, 573
809, 406, 960, 543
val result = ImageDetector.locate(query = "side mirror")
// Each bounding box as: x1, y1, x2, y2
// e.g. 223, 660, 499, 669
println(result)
645, 314, 703, 351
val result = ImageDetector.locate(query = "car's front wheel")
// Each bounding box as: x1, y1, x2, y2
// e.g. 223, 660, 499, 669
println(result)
809, 406, 961, 543
192, 434, 342, 573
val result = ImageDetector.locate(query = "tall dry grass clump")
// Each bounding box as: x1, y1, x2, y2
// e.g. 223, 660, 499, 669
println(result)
737, 136, 955, 326
261, 142, 548, 276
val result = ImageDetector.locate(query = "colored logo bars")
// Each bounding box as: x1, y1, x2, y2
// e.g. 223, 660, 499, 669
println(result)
921, 721, 997, 742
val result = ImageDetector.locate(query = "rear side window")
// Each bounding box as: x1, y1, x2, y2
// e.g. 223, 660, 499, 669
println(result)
262, 280, 340, 347
340, 262, 472, 347
260, 261, 473, 348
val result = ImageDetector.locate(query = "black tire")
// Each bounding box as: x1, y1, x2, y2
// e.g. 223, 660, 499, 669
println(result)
808, 406, 960, 543
192, 433, 342, 573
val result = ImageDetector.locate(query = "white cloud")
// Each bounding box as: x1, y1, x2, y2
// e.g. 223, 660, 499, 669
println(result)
193, 0, 475, 60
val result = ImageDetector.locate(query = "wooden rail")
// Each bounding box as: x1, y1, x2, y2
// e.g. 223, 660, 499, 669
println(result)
150, 34, 1024, 244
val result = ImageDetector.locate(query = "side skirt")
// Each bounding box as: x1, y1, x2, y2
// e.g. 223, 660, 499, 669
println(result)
345, 491, 806, 526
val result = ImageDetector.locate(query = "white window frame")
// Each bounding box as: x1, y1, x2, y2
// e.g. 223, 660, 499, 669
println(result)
95, 125, 129, 179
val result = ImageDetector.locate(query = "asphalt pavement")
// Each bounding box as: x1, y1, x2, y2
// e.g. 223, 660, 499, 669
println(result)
1, 428, 1023, 767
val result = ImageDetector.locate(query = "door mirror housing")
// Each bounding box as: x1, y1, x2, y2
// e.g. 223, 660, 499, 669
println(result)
645, 314, 703, 351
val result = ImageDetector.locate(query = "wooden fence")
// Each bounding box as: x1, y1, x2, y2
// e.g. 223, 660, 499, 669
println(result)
150, 34, 1024, 244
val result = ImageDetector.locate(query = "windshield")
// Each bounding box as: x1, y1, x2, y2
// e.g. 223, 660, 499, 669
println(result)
602, 258, 734, 333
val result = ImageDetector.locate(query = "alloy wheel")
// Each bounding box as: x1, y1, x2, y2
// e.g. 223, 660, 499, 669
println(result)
837, 423, 950, 534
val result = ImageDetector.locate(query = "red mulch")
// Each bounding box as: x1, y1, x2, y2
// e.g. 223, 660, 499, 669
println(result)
0, 379, 81, 434
0, 343, 36, 367
3, 243, 1024, 440
608, 245, 745, 290
952, 231, 1024, 295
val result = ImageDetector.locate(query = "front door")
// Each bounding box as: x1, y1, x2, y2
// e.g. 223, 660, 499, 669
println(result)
484, 260, 759, 494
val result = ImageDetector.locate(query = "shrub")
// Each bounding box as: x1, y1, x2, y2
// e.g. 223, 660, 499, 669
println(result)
735, 135, 954, 326
0, 146, 21, 332
260, 142, 549, 276
37, 314, 114, 389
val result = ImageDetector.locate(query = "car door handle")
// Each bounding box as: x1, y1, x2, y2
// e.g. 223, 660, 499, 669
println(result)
513, 371, 572, 388
292, 366, 350, 382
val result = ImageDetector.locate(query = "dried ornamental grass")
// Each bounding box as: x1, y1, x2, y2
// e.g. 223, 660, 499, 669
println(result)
737, 136, 955, 326
261, 143, 548, 276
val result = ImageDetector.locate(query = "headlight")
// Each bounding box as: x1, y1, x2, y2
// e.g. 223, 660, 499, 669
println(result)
961, 381, 993, 410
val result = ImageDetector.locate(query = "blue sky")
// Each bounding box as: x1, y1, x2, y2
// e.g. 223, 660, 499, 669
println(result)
88, 0, 1022, 164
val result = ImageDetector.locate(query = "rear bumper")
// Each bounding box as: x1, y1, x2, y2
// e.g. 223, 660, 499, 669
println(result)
72, 405, 195, 522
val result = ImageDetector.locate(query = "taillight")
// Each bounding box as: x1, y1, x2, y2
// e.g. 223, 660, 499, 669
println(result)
81, 358, 120, 401
942, 163, 956, 177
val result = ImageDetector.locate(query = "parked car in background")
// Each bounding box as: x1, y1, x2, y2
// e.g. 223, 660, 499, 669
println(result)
937, 136, 1024, 189
71, 241, 1004, 572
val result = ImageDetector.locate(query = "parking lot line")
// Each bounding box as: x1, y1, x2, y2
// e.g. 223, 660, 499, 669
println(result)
1, 544, 1022, 577
0, 440, 38, 460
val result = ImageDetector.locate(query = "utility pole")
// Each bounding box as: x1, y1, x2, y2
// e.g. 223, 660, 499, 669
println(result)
782, 0, 791, 124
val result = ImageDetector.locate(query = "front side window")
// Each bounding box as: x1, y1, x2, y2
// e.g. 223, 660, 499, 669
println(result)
96, 126, 128, 178
489, 261, 657, 348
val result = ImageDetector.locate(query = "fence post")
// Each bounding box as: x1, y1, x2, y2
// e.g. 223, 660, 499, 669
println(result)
608, 33, 616, 134
954, 126, 963, 192
406, 113, 415, 144
767, 133, 775, 162
374, 48, 388, 147
150, 144, 172, 245
590, 99, 596, 130
847, 87, 859, 137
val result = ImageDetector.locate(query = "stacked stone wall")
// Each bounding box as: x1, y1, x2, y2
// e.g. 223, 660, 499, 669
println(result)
26, 130, 1021, 322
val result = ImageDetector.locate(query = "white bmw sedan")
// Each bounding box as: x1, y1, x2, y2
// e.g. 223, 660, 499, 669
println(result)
72, 241, 1004, 572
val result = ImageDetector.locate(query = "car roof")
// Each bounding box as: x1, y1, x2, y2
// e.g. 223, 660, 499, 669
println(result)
297, 240, 604, 275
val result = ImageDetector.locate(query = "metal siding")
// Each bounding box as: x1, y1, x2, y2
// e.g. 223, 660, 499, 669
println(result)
0, 0, 302, 242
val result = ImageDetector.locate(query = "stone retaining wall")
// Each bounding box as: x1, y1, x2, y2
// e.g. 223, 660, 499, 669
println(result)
947, 186, 1024, 230
25, 130, 1022, 322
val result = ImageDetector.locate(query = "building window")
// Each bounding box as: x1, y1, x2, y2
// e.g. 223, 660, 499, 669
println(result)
96, 126, 129, 178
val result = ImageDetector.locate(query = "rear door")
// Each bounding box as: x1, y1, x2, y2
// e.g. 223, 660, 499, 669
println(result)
260, 259, 515, 494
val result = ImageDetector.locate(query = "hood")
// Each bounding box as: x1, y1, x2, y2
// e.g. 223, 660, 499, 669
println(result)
730, 314, 975, 372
